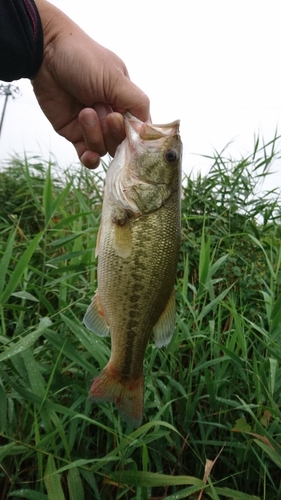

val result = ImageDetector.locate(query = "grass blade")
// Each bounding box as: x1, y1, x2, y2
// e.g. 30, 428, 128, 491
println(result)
67, 467, 84, 500
0, 226, 17, 296
0, 231, 43, 306
44, 455, 65, 500
0, 317, 52, 362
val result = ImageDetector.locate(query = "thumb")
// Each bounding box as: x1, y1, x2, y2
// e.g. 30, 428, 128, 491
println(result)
107, 74, 151, 123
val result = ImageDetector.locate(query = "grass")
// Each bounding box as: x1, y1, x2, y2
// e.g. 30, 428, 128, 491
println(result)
0, 136, 281, 499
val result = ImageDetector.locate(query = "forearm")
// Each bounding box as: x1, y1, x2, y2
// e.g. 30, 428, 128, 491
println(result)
0, 0, 43, 81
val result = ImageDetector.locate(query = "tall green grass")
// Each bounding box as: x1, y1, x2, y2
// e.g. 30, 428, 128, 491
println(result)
0, 137, 281, 499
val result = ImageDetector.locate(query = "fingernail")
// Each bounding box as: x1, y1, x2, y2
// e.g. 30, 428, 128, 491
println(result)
82, 114, 96, 127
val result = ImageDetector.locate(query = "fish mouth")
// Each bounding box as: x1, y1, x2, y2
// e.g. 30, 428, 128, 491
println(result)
125, 112, 180, 141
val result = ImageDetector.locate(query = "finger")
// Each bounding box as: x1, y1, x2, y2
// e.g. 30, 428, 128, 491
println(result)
80, 150, 101, 169
107, 75, 151, 123
106, 112, 126, 148
94, 104, 123, 157
103, 113, 125, 157
127, 90, 151, 123
78, 108, 107, 157
78, 112, 124, 166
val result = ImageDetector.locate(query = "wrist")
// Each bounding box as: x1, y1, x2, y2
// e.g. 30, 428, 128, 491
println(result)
33, 0, 71, 47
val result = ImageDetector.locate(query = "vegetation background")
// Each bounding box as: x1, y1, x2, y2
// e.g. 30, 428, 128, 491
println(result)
0, 136, 281, 499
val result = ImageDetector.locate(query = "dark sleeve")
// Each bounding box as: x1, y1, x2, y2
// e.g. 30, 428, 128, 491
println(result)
0, 0, 43, 81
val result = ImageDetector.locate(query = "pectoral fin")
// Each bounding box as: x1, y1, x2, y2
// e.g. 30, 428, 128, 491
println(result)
153, 291, 176, 347
83, 292, 110, 336
113, 223, 132, 258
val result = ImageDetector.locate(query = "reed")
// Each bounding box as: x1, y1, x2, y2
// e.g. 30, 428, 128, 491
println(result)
0, 136, 281, 499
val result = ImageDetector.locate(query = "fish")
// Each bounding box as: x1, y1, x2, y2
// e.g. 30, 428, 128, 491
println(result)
83, 112, 182, 427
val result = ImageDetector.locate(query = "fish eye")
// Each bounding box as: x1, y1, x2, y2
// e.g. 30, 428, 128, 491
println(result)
165, 149, 177, 163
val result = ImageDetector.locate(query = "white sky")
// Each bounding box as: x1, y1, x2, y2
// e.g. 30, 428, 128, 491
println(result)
1, 0, 281, 191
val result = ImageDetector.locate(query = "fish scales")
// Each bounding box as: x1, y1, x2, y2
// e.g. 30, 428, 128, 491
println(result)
99, 200, 180, 378
84, 113, 182, 427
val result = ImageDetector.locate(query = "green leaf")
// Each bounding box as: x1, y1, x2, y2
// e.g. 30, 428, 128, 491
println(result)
198, 283, 233, 320
60, 314, 109, 364
79, 470, 101, 500
232, 417, 252, 433
253, 439, 281, 469
8, 490, 48, 500
21, 348, 46, 397
208, 254, 228, 280
270, 293, 281, 334
0, 383, 7, 432
0, 443, 26, 461
248, 235, 276, 279
43, 164, 53, 226
43, 330, 95, 374
0, 231, 43, 306
0, 226, 17, 296
198, 232, 210, 296
43, 165, 72, 227
67, 467, 84, 500
44, 455, 65, 500
48, 232, 86, 247
0, 317, 52, 362
11, 291, 39, 302
53, 212, 95, 230
214, 486, 260, 499
164, 485, 209, 499
109, 470, 203, 488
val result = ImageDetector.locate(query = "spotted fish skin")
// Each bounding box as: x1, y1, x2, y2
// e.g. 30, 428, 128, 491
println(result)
83, 113, 182, 427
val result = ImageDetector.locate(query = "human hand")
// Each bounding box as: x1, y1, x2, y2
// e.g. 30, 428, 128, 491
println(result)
32, 0, 150, 168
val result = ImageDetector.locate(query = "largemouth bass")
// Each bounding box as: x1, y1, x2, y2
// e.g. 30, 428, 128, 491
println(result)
84, 113, 182, 427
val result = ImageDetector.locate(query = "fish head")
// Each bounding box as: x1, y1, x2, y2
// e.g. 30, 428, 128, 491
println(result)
125, 114, 182, 188
106, 113, 182, 215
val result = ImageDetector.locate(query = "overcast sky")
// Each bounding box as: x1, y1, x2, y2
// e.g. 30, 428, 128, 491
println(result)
1, 0, 280, 190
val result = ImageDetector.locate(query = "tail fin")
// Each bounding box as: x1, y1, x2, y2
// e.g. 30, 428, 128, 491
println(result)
88, 362, 144, 428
